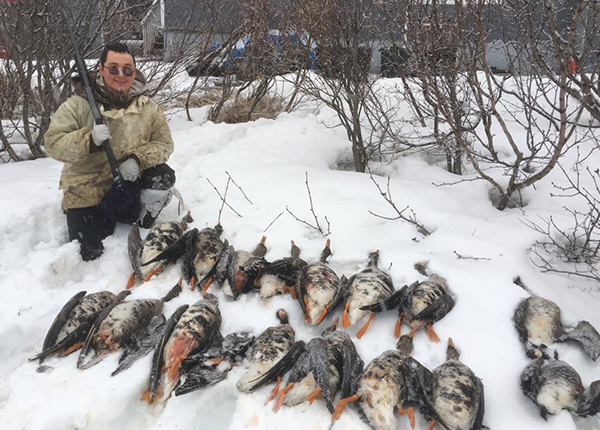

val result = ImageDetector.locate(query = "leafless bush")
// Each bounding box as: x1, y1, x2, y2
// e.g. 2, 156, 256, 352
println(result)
0, 66, 19, 119
294, 0, 389, 173
382, 0, 590, 211
527, 157, 600, 281
184, 88, 223, 109
506, 0, 600, 125
368, 171, 431, 236
211, 90, 284, 124
203, 1, 308, 124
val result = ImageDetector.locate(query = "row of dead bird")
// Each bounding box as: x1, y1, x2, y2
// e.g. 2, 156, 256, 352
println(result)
512, 282, 600, 421
29, 213, 600, 429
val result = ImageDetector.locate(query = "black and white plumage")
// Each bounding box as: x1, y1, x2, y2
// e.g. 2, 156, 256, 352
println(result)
145, 293, 223, 403
273, 323, 364, 414
257, 240, 308, 299
216, 236, 268, 299
236, 309, 304, 393
333, 335, 424, 430
29, 289, 131, 364
295, 239, 346, 326
77, 282, 181, 371
342, 250, 395, 338
417, 338, 486, 430
176, 331, 255, 396
127, 212, 193, 287
520, 358, 600, 419
362, 274, 454, 341
142, 223, 227, 292
513, 296, 600, 360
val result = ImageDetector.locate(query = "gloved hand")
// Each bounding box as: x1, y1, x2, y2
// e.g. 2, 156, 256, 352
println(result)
91, 124, 111, 147
119, 158, 140, 182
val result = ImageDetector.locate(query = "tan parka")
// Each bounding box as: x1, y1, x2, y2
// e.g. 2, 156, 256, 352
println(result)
45, 71, 174, 210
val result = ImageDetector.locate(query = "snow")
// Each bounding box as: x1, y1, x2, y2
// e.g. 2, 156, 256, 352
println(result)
1, 73, 600, 430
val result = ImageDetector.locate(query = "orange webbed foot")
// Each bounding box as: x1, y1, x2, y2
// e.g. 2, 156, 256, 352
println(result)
200, 276, 213, 295
356, 313, 375, 339
273, 382, 294, 412
144, 267, 163, 283
342, 302, 351, 328
306, 387, 322, 404
426, 323, 440, 342
332, 393, 360, 420
126, 272, 137, 289
61, 342, 84, 356
394, 317, 403, 338
265, 376, 282, 405
398, 405, 416, 428
315, 305, 330, 325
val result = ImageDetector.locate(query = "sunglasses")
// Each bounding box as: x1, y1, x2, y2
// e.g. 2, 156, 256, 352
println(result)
103, 65, 135, 77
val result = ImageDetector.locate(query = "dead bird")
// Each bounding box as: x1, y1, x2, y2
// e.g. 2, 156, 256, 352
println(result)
216, 236, 268, 299
362, 273, 454, 342
342, 250, 395, 338
520, 357, 600, 419
29, 289, 131, 364
257, 240, 307, 299
295, 239, 346, 326
417, 338, 486, 430
141, 223, 228, 293
332, 335, 428, 430
175, 331, 255, 396
144, 293, 223, 403
271, 320, 364, 415
77, 282, 182, 371
513, 295, 600, 360
236, 309, 305, 394
127, 212, 194, 288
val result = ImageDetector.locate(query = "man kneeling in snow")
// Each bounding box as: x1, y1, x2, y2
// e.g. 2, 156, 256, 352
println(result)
45, 42, 176, 261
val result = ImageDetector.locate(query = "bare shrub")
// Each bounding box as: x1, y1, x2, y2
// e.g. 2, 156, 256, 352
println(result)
184, 88, 223, 108
0, 67, 20, 119
295, 0, 383, 173
211, 91, 284, 124
527, 158, 600, 281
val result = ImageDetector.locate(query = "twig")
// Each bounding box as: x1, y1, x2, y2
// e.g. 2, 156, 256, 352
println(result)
285, 172, 331, 236
304, 171, 325, 233
264, 211, 284, 232
226, 171, 253, 204
453, 250, 491, 261
287, 205, 328, 235
206, 177, 243, 220
368, 172, 431, 236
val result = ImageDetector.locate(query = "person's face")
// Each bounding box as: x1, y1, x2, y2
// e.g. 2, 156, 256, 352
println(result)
98, 51, 136, 95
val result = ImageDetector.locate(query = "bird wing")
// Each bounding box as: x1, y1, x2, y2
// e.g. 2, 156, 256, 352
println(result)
38, 291, 86, 359
559, 320, 600, 361
127, 225, 144, 280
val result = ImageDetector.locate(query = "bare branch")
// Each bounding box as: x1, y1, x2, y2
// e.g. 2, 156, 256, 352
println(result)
264, 211, 284, 232
453, 250, 491, 261
206, 177, 243, 220
285, 172, 331, 236
226, 170, 253, 204
368, 172, 431, 236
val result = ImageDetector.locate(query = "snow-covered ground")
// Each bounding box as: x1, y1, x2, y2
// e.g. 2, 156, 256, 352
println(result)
0, 74, 599, 430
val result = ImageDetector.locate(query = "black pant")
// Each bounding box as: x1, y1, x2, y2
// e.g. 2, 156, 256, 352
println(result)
66, 163, 176, 261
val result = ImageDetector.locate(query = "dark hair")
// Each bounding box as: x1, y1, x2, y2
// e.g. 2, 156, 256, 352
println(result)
99, 42, 136, 68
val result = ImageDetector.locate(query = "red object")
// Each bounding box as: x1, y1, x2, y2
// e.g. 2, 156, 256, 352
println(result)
567, 58, 577, 74
0, 47, 8, 60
